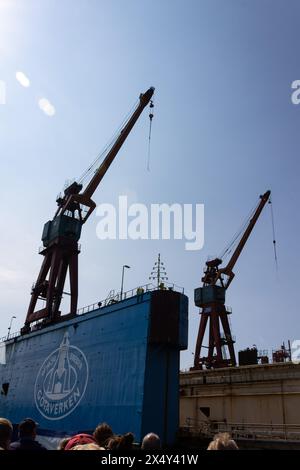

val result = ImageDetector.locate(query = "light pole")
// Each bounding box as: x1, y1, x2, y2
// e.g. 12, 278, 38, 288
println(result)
7, 316, 16, 339
120, 265, 130, 301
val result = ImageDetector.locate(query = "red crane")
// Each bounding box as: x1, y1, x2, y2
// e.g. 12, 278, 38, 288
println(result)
191, 190, 271, 370
22, 87, 154, 334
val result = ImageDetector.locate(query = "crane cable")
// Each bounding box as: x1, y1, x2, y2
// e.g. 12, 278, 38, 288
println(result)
269, 197, 278, 270
147, 100, 154, 171
77, 98, 140, 185
218, 202, 258, 261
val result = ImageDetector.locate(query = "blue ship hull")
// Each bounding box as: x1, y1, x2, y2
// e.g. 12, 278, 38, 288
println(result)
0, 290, 188, 448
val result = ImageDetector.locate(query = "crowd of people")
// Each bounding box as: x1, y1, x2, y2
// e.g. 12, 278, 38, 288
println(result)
0, 417, 238, 451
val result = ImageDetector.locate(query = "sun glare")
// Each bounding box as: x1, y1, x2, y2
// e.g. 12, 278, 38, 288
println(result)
0, 0, 21, 57
16, 71, 30, 87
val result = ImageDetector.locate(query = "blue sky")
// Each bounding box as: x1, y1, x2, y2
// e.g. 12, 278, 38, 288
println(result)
0, 0, 299, 369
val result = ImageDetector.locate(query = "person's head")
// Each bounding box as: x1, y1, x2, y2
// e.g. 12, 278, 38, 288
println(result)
71, 443, 104, 450
117, 432, 134, 450
105, 433, 134, 450
207, 433, 239, 450
18, 418, 37, 439
64, 433, 96, 450
106, 436, 121, 450
93, 422, 113, 447
141, 433, 161, 450
0, 418, 13, 450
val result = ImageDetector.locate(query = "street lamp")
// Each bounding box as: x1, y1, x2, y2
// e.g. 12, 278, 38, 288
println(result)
120, 265, 130, 301
7, 316, 16, 339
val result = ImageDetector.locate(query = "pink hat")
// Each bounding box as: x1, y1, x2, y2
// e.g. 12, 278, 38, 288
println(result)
64, 433, 96, 450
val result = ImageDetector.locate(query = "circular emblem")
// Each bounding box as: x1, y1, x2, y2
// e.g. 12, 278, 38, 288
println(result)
34, 332, 89, 420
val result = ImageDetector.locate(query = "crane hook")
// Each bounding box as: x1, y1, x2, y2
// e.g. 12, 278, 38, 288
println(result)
149, 100, 154, 120
147, 100, 154, 171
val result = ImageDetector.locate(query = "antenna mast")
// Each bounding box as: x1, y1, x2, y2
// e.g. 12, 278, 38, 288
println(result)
149, 253, 168, 289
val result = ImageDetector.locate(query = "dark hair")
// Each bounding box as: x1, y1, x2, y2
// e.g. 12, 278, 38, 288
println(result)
19, 418, 37, 438
106, 436, 121, 450
117, 432, 134, 450
93, 423, 113, 447
106, 433, 134, 450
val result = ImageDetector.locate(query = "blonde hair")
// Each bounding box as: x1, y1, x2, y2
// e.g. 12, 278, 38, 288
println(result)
207, 433, 238, 450
71, 443, 104, 450
0, 418, 13, 449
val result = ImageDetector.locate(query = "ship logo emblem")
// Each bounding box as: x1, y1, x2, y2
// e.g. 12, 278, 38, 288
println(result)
34, 332, 89, 420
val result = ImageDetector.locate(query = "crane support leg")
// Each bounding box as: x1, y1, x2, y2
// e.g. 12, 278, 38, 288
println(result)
208, 318, 214, 361
220, 311, 236, 366
24, 253, 52, 327
191, 306, 236, 370
22, 240, 80, 332
193, 313, 209, 369
45, 247, 62, 321
211, 310, 223, 362
52, 256, 69, 318
69, 252, 78, 316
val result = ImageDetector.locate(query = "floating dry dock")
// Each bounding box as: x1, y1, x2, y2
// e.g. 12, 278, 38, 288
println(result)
0, 288, 188, 449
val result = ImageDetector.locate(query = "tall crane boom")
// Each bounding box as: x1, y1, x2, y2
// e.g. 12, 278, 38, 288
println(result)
55, 87, 154, 224
192, 190, 271, 370
223, 190, 271, 276
203, 190, 271, 290
83, 87, 154, 202
22, 87, 154, 333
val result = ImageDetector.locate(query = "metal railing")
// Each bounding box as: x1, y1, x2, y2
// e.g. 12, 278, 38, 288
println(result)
0, 330, 20, 343
76, 281, 184, 316
182, 418, 300, 441
0, 281, 184, 340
